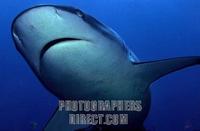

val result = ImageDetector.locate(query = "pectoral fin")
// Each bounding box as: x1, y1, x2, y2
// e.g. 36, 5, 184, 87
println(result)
134, 56, 200, 83
44, 107, 89, 131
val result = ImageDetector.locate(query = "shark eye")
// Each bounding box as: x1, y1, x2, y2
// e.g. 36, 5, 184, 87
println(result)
76, 10, 84, 18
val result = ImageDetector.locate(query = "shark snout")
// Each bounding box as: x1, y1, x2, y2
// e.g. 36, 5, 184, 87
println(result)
11, 5, 94, 73
12, 5, 92, 50
12, 5, 69, 49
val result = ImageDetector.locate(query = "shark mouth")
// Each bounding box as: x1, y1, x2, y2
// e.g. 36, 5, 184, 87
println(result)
40, 37, 83, 59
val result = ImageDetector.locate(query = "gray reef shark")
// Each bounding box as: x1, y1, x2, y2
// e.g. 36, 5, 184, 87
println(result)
11, 5, 200, 131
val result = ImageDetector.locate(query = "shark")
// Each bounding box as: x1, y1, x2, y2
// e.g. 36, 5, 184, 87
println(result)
11, 5, 200, 131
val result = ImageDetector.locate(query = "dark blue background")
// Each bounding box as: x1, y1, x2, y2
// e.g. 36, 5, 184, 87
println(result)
1, 0, 200, 130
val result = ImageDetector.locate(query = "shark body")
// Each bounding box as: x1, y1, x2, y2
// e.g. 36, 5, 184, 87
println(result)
12, 5, 200, 131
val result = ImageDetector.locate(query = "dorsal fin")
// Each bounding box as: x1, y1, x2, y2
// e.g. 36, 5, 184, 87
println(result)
134, 56, 200, 84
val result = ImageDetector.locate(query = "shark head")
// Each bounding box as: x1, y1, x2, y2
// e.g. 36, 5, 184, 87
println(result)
12, 5, 139, 99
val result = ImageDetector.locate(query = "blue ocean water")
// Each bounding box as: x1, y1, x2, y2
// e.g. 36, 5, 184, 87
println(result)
1, 0, 200, 131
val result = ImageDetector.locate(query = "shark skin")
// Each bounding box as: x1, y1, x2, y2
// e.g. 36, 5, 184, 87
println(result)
11, 5, 200, 131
